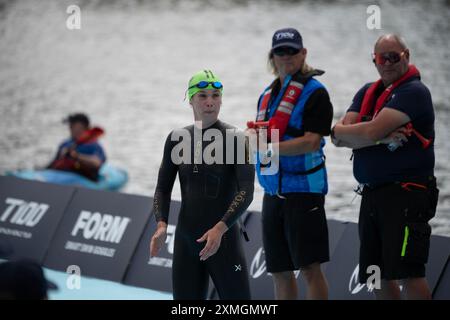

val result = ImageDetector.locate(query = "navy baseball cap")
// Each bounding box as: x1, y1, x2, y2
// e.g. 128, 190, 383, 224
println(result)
272, 28, 303, 50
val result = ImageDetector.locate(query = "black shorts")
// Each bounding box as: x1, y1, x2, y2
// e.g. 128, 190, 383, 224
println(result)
262, 193, 329, 273
358, 176, 439, 283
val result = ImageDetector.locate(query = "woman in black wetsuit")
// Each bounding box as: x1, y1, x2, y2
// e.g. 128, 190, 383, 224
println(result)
149, 70, 255, 300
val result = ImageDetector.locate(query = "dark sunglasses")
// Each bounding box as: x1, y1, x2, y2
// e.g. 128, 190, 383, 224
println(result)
372, 50, 406, 65
188, 81, 223, 90
272, 46, 300, 57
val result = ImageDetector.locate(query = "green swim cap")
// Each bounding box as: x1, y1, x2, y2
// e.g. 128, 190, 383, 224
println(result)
187, 69, 223, 100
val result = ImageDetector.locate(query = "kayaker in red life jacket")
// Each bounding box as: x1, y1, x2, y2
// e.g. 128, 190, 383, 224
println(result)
47, 113, 106, 181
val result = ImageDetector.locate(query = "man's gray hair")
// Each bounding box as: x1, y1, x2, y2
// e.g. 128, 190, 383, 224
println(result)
374, 34, 408, 50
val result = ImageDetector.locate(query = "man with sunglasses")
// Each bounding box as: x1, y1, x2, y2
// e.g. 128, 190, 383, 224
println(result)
252, 28, 333, 300
149, 70, 254, 300
332, 34, 438, 299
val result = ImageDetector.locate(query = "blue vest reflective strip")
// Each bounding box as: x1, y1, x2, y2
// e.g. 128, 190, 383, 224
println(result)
256, 77, 328, 195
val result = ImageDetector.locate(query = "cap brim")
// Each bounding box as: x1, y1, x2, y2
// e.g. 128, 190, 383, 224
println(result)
272, 42, 302, 50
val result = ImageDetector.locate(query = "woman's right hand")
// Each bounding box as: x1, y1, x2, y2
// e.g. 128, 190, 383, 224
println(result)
150, 221, 168, 257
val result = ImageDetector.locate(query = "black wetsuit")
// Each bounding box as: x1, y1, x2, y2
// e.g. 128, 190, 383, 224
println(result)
153, 120, 254, 300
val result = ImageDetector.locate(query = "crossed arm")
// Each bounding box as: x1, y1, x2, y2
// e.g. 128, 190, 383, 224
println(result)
332, 108, 411, 149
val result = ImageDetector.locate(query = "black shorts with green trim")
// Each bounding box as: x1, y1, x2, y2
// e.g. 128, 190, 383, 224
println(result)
358, 176, 439, 284
262, 192, 330, 273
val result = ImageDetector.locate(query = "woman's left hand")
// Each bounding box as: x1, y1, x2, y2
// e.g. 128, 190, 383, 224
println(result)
197, 221, 228, 261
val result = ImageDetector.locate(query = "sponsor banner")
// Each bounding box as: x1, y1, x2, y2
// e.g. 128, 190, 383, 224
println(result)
433, 257, 450, 300
44, 188, 151, 282
124, 199, 181, 293
427, 235, 450, 293
4, 176, 447, 299
0, 176, 74, 262
240, 212, 347, 300
326, 223, 450, 299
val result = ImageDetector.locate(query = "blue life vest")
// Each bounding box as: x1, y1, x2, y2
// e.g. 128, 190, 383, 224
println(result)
256, 76, 328, 195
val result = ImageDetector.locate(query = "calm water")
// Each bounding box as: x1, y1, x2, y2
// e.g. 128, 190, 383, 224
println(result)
1, 0, 449, 235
